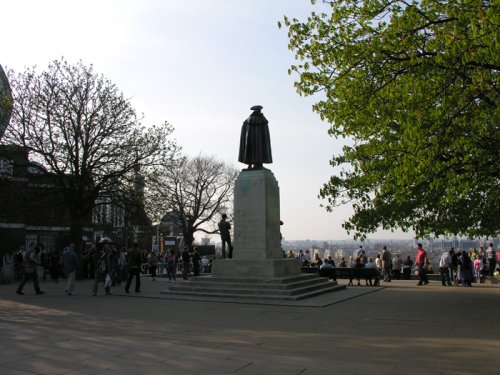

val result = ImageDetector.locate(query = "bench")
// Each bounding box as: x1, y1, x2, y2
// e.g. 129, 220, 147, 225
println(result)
348, 267, 380, 286
315, 267, 379, 286
301, 266, 380, 286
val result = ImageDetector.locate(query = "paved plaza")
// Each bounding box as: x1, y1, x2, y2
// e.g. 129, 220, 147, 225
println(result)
1, 276, 499, 375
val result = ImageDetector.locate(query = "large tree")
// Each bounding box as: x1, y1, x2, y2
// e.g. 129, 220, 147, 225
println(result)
281, 0, 499, 239
146, 154, 239, 249
3, 59, 178, 243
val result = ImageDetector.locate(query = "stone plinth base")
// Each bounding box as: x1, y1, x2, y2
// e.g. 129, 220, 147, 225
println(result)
234, 169, 282, 259
212, 258, 301, 279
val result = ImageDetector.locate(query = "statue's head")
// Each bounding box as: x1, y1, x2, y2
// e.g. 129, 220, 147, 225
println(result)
0, 64, 13, 140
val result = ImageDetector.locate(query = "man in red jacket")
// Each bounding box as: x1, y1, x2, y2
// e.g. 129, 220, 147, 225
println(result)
415, 243, 430, 286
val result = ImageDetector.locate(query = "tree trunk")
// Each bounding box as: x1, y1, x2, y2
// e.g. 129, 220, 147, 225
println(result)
183, 221, 195, 250
183, 231, 194, 250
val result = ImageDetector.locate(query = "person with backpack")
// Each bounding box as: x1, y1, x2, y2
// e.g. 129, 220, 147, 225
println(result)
16, 242, 44, 295
92, 240, 111, 296
458, 250, 473, 287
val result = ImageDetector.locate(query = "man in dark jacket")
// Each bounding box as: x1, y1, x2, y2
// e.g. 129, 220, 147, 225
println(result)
192, 247, 201, 277
218, 214, 233, 258
381, 246, 392, 282
125, 243, 142, 293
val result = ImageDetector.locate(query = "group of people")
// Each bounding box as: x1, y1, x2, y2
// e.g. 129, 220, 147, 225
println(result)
9, 239, 500, 295
288, 242, 500, 288
14, 242, 82, 296
11, 240, 214, 296
5, 243, 62, 283
438, 243, 498, 287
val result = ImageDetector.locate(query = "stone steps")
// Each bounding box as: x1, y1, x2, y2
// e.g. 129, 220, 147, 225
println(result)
162, 274, 345, 301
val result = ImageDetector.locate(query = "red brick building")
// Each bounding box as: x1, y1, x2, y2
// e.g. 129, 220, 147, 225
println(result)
0, 145, 152, 257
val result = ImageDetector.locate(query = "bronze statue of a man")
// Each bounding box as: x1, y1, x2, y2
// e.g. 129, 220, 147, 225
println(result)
238, 105, 272, 170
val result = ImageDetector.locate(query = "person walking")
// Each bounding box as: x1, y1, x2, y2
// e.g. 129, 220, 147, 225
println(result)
93, 244, 113, 295
218, 214, 233, 258
166, 249, 177, 282
439, 249, 453, 286
148, 251, 158, 281
16, 243, 44, 295
415, 243, 430, 286
62, 243, 80, 296
125, 242, 142, 293
381, 246, 392, 282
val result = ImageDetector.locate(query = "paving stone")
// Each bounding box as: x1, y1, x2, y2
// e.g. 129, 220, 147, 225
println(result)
0, 278, 499, 374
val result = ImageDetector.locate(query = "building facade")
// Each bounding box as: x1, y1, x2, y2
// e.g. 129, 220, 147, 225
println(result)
0, 145, 152, 257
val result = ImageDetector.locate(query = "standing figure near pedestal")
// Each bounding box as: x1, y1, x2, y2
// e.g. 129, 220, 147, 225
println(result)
218, 214, 233, 258
238, 105, 272, 170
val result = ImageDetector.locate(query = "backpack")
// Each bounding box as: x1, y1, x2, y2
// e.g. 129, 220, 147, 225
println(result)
167, 255, 175, 266
97, 254, 107, 274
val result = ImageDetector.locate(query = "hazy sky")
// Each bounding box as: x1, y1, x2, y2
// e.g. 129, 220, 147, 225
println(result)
2, 0, 414, 241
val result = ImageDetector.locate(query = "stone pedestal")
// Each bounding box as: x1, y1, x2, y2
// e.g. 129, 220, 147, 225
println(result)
234, 169, 281, 259
212, 169, 301, 278
167, 169, 342, 300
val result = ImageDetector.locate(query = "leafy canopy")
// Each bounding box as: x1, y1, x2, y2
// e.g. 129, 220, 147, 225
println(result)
281, 0, 499, 239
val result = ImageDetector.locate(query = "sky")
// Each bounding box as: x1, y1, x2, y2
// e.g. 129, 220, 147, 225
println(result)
2, 0, 414, 241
